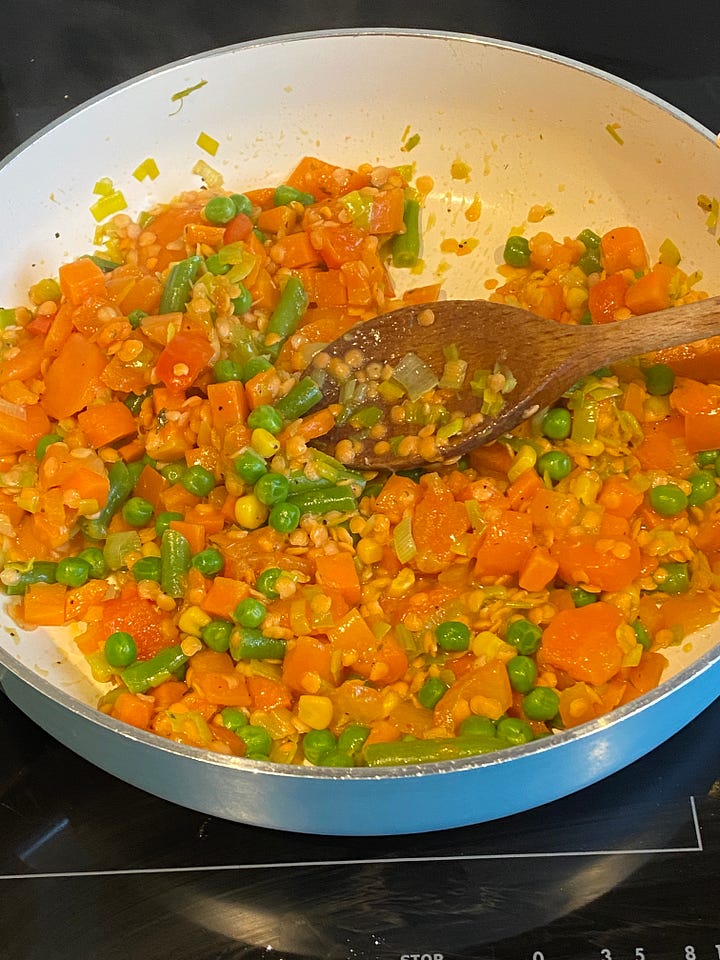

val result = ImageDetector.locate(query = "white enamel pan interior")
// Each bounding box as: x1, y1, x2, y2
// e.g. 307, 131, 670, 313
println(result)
1, 29, 720, 835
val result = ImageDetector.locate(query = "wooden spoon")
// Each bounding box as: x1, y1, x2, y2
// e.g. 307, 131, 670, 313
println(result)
305, 295, 720, 471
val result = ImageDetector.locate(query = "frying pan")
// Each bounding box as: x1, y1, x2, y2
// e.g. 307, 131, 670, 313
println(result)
1, 30, 720, 835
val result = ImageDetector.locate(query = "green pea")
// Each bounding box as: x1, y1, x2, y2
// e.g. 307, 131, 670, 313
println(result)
104, 630, 137, 668
337, 724, 370, 755
127, 309, 147, 329
649, 483, 688, 516
435, 620, 471, 652
522, 686, 560, 721
213, 359, 244, 382
417, 677, 449, 709
202, 619, 234, 653
132, 555, 162, 583
644, 363, 675, 396
192, 548, 224, 577
632, 619, 652, 650
273, 184, 315, 207
577, 251, 603, 275
541, 407, 572, 440
122, 496, 154, 527
204, 195, 237, 225
234, 597, 267, 628
569, 586, 598, 607
181, 464, 216, 497
695, 448, 720, 468
303, 728, 337, 764
506, 655, 537, 693
234, 448, 268, 484
505, 618, 542, 655
255, 567, 282, 599
77, 546, 107, 579
55, 556, 91, 588
687, 471, 717, 507
155, 510, 184, 537
503, 235, 530, 267
230, 193, 253, 216
268, 501, 301, 533
232, 284, 253, 315
247, 404, 284, 435
536, 450, 573, 481
220, 705, 248, 731
254, 471, 290, 506
656, 562, 690, 594
496, 716, 534, 745
35, 432, 63, 460
237, 724, 272, 757
579, 310, 593, 325
459, 715, 497, 737
161, 462, 186, 484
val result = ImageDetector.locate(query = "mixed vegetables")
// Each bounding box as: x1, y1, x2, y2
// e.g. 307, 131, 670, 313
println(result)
1, 153, 719, 769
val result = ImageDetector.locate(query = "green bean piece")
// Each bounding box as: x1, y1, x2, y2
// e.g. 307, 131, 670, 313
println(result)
160, 528, 192, 598
632, 619, 652, 650
158, 255, 203, 313
263, 275, 308, 357
155, 510, 184, 537
391, 197, 421, 268
2, 560, 58, 596
273, 376, 323, 421
82, 460, 134, 540
120, 644, 188, 694
232, 283, 253, 315
363, 734, 507, 767
287, 484, 358, 517
35, 432, 63, 460
213, 358, 244, 382
242, 356, 273, 381
230, 627, 286, 661
569, 586, 598, 607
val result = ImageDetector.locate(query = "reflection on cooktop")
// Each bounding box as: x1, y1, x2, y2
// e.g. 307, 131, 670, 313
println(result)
1, 693, 720, 959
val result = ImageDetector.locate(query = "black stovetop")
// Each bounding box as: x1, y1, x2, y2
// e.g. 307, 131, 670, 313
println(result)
1, 3, 720, 958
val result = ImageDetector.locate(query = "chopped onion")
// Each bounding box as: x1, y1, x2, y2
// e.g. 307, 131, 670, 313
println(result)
391, 352, 439, 401
393, 515, 417, 563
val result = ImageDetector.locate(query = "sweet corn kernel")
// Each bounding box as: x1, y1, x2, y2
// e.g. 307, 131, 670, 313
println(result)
251, 428, 281, 458
357, 537, 383, 565
297, 694, 334, 730
235, 493, 270, 529
178, 605, 212, 638
388, 567, 416, 598
508, 444, 537, 482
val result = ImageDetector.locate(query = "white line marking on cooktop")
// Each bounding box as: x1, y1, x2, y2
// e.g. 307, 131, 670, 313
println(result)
0, 795, 703, 881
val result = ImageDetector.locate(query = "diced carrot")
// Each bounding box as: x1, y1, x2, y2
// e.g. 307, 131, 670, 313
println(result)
40, 331, 107, 419
475, 510, 533, 577
23, 581, 68, 626
207, 380, 248, 431
528, 487, 581, 532
625, 263, 675, 315
313, 268, 349, 307
541, 601, 624, 685
77, 399, 137, 448
65, 579, 110, 621
412, 475, 470, 574
0, 334, 45, 385
373, 474, 422, 524
434, 660, 513, 730
202, 576, 250, 619
223, 213, 254, 243
623, 651, 669, 698
518, 546, 559, 592
369, 186, 406, 234
243, 186, 275, 210
169, 519, 206, 555
144, 204, 205, 270
154, 331, 215, 391
42, 302, 75, 356
400, 282, 444, 305
621, 379, 646, 422
58, 257, 107, 306
318, 223, 366, 268
278, 407, 336, 444
364, 718, 402, 746
111, 691, 154, 729
600, 226, 648, 274
551, 532, 641, 592
247, 675, 292, 710
184, 503, 226, 535
340, 261, 372, 306
328, 608, 408, 684
133, 465, 170, 510
0, 401, 51, 455
587, 272, 628, 323
282, 634, 334, 693
152, 679, 190, 710
652, 334, 720, 382
285, 155, 370, 201
59, 466, 110, 506
244, 366, 282, 409
184, 222, 227, 247
270, 232, 323, 268
506, 468, 543, 510
634, 412, 692, 471
598, 475, 644, 518
186, 650, 251, 706
315, 551, 362, 605
256, 204, 297, 235
98, 591, 178, 660
467, 441, 514, 478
